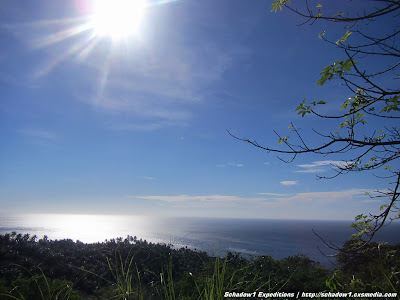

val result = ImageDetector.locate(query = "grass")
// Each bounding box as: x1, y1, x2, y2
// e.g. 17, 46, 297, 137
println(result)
106, 249, 140, 300
0, 254, 313, 300
0, 265, 79, 300
160, 254, 295, 300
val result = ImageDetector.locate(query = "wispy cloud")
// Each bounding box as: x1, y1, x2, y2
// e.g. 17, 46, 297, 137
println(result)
6, 2, 252, 132
256, 193, 292, 196
0, 71, 38, 89
267, 189, 368, 204
76, 10, 252, 131
88, 43, 236, 130
295, 160, 349, 173
130, 190, 369, 210
18, 129, 57, 140
280, 181, 298, 186
141, 176, 156, 180
294, 168, 325, 174
79, 44, 237, 131
216, 162, 244, 167
133, 194, 277, 204
361, 199, 382, 203
109, 119, 188, 132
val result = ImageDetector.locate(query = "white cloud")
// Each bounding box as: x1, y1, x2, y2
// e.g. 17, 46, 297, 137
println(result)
294, 168, 325, 174
135, 194, 277, 204
280, 181, 298, 186
216, 162, 244, 167
361, 199, 382, 203
124, 189, 372, 219
141, 176, 156, 180
256, 193, 292, 196
295, 160, 349, 173
272, 189, 368, 204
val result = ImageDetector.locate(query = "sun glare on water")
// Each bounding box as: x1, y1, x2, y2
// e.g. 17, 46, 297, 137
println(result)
22, 214, 151, 243
89, 0, 147, 40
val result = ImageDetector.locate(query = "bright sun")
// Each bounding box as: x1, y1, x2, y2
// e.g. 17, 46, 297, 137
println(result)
90, 0, 146, 40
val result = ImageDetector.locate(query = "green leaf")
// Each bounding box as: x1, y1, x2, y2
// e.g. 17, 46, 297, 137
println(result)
342, 58, 356, 71
278, 137, 289, 145
336, 30, 352, 45
271, 0, 290, 12
317, 100, 326, 104
355, 214, 364, 221
355, 113, 365, 119
381, 95, 400, 113
317, 73, 330, 86
295, 98, 306, 111
316, 3, 322, 8
271, 2, 282, 12
341, 99, 349, 110
339, 121, 348, 128
321, 65, 332, 73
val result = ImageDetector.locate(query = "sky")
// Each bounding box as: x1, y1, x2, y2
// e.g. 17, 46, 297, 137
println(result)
0, 0, 395, 220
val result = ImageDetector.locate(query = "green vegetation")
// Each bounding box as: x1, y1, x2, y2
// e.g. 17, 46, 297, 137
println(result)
1, 233, 399, 299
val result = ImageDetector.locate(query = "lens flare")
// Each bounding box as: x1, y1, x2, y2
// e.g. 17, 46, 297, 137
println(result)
89, 0, 146, 40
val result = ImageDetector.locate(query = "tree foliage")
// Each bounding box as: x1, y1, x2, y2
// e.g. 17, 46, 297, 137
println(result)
2, 233, 399, 297
0, 233, 332, 298
229, 0, 400, 249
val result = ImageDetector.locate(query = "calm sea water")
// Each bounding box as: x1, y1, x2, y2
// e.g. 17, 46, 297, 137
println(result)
1, 214, 399, 268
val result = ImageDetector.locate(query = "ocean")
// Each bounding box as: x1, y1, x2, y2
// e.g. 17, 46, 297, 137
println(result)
1, 214, 399, 268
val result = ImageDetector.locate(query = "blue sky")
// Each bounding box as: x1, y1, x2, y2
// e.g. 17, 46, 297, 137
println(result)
0, 0, 390, 220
